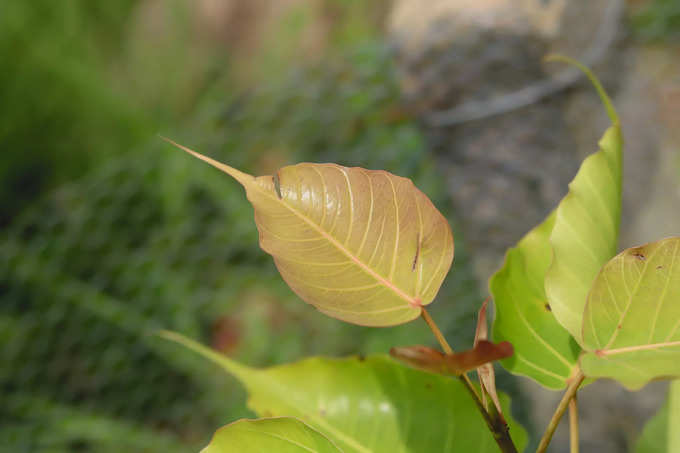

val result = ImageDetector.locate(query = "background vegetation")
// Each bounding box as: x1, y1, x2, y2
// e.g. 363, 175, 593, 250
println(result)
0, 2, 482, 451
1, 1, 678, 452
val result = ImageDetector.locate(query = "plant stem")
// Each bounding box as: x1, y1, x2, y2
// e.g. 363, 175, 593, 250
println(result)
421, 308, 518, 453
536, 369, 585, 453
421, 308, 454, 354
569, 395, 579, 453
421, 309, 480, 398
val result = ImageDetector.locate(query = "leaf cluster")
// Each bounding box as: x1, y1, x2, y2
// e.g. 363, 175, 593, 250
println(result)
162, 60, 680, 452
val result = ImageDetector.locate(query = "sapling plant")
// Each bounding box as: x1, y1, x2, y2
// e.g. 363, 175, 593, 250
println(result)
160, 58, 680, 452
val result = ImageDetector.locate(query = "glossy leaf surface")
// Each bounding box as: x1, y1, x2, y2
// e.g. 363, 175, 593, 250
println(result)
491, 211, 580, 389
635, 380, 680, 453
164, 139, 453, 327
580, 237, 680, 389
202, 417, 341, 453
161, 331, 527, 453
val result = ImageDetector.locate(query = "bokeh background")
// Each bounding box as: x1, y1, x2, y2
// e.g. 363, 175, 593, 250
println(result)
1, 1, 678, 452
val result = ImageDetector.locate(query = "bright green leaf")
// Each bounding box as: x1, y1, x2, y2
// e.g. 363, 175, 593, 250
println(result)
162, 139, 453, 327
545, 122, 623, 342
541, 56, 623, 342
490, 211, 581, 389
161, 331, 528, 453
202, 417, 342, 453
635, 380, 680, 453
580, 237, 680, 389
490, 60, 622, 389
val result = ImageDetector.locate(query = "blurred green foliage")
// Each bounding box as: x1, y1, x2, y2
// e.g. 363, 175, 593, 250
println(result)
0, 0, 147, 226
0, 0, 226, 227
1, 1, 483, 452
633, 0, 680, 42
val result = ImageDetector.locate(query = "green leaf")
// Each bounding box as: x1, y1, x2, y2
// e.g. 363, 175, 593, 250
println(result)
635, 380, 680, 453
542, 55, 623, 341
580, 237, 680, 389
544, 123, 623, 342
3, 393, 188, 452
162, 139, 453, 327
490, 59, 622, 389
202, 418, 342, 453
491, 211, 581, 389
160, 331, 528, 453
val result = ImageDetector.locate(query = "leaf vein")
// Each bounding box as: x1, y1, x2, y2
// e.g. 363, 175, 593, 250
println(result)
387, 175, 400, 281
356, 171, 374, 257
339, 167, 354, 247
648, 240, 679, 343
604, 245, 662, 349
254, 180, 417, 307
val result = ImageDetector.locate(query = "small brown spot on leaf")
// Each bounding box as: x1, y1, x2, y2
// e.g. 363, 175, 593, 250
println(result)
425, 382, 432, 389
657, 265, 664, 270
544, 303, 551, 312
273, 172, 282, 199
617, 324, 622, 329
357, 354, 365, 362
412, 233, 421, 271
631, 249, 646, 260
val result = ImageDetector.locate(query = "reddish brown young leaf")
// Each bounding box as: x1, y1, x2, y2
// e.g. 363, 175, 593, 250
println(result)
475, 298, 505, 421
390, 340, 513, 376
445, 340, 514, 375
389, 346, 447, 374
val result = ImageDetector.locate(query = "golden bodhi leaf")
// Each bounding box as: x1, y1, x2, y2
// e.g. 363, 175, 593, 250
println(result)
163, 139, 454, 326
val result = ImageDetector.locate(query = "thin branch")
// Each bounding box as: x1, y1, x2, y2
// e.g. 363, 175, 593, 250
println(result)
569, 395, 579, 453
536, 369, 586, 453
421, 307, 454, 354
421, 309, 480, 398
421, 308, 518, 453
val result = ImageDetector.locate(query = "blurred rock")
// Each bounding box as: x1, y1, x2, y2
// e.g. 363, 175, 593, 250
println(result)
389, 1, 679, 452
195, 0, 330, 56
527, 379, 669, 453
617, 45, 680, 248
388, 0, 586, 280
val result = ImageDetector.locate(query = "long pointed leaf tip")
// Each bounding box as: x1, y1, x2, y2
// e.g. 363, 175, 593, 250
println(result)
544, 54, 619, 124
159, 136, 254, 187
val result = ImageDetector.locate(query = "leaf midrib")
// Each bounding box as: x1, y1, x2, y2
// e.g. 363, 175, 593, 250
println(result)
602, 245, 663, 349
237, 427, 324, 452
167, 141, 429, 310
249, 366, 374, 453
255, 167, 420, 308
597, 340, 680, 356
